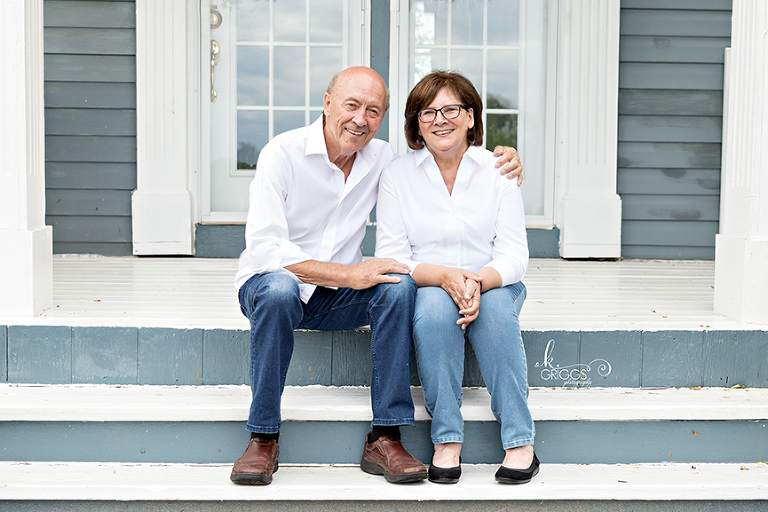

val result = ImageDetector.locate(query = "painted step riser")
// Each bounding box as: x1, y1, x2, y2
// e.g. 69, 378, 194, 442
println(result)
3, 419, 766, 465
4, 326, 768, 388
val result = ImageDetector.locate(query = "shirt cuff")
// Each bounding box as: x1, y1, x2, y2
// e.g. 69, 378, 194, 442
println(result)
485, 259, 523, 287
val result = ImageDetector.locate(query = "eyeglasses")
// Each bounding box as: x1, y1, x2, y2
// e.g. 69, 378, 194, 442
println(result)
417, 104, 465, 123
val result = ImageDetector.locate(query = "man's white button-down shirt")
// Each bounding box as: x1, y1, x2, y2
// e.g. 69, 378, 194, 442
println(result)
375, 146, 528, 286
235, 116, 398, 302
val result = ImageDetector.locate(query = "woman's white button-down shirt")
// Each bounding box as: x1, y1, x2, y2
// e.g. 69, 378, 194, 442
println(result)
375, 146, 528, 286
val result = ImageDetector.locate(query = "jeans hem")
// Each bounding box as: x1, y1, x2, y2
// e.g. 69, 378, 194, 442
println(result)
432, 436, 464, 445
246, 423, 281, 435
501, 438, 535, 450
371, 418, 415, 427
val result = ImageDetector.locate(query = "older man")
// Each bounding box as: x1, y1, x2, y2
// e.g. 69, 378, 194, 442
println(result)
231, 67, 522, 485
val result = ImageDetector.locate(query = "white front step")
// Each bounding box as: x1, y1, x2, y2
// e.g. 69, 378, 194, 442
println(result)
2, 461, 766, 501
3, 384, 767, 422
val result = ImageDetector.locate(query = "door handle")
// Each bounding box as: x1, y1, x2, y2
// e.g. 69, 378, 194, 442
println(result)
211, 39, 220, 102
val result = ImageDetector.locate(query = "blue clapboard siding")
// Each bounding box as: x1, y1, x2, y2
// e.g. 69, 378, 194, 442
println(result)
618, 1, 731, 260
44, 0, 137, 256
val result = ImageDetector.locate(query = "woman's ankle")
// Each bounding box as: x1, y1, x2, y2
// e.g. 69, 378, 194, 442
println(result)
432, 442, 462, 467
502, 444, 534, 469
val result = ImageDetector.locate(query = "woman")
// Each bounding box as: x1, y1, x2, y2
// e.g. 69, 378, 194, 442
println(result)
375, 70, 537, 484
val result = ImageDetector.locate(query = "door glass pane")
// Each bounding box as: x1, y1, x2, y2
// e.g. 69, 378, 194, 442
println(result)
274, 46, 306, 106
486, 49, 518, 109
236, 0, 269, 42
487, 0, 519, 45
451, 0, 483, 46
274, 0, 306, 42
237, 46, 269, 105
412, 48, 447, 84
485, 113, 517, 151
413, 1, 448, 46
274, 111, 307, 136
451, 49, 483, 88
237, 110, 269, 170
310, 47, 343, 106
310, 0, 343, 42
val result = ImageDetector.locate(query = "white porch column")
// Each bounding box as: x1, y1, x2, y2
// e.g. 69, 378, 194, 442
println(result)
714, 1, 768, 323
554, 0, 622, 259
0, 0, 52, 316
132, 0, 194, 255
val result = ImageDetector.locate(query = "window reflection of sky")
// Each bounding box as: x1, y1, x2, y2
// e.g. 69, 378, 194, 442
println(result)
236, 0, 343, 108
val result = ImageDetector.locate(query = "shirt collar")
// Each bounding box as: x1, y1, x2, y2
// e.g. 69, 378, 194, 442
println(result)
305, 115, 378, 178
414, 144, 484, 166
305, 115, 329, 157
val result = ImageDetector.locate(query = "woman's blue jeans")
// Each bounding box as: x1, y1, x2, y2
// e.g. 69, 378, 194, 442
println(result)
413, 282, 534, 450
238, 272, 417, 434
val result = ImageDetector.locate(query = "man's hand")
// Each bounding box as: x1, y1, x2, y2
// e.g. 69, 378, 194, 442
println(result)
286, 258, 410, 290
345, 258, 411, 289
493, 146, 523, 186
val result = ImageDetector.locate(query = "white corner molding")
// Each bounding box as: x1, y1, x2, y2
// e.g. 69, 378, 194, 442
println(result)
554, 0, 622, 259
714, 1, 768, 323
0, 0, 52, 316
133, 0, 194, 255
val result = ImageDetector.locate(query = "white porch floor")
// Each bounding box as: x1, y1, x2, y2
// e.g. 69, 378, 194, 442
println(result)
0, 255, 764, 331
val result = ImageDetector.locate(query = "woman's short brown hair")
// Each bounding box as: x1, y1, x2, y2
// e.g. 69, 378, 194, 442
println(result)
404, 70, 484, 150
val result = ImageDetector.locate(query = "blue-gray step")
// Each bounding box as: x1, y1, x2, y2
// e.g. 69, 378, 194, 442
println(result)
2, 385, 767, 466
4, 326, 768, 388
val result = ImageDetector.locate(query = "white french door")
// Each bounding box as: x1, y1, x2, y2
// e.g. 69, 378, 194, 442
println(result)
200, 0, 554, 226
201, 0, 369, 222
390, 0, 555, 225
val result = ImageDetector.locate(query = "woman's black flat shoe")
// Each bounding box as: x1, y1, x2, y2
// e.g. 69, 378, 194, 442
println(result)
495, 453, 540, 484
428, 463, 461, 484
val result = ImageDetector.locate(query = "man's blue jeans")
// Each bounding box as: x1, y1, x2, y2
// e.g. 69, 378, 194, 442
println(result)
413, 282, 534, 450
238, 272, 417, 434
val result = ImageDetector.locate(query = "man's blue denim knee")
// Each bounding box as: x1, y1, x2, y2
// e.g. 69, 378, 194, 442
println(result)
239, 272, 417, 433
238, 272, 303, 434
366, 275, 417, 426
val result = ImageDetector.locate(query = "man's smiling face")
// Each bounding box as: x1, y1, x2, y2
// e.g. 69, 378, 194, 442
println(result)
323, 67, 388, 159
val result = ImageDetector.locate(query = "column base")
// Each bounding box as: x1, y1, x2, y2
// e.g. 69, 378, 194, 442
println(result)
559, 194, 623, 259
131, 191, 193, 255
0, 226, 53, 316
714, 234, 768, 323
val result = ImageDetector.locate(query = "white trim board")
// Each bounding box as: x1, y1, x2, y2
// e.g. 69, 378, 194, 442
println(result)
2, 385, 767, 423
1, 462, 766, 501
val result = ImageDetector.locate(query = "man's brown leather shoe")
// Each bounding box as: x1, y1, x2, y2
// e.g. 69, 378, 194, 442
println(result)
360, 433, 428, 483
230, 437, 279, 485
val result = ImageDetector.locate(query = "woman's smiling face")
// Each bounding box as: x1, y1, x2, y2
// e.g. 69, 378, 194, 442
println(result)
417, 87, 474, 158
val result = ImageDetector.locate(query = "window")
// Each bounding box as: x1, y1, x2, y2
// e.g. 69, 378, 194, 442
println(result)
390, 0, 553, 224
203, 0, 367, 220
